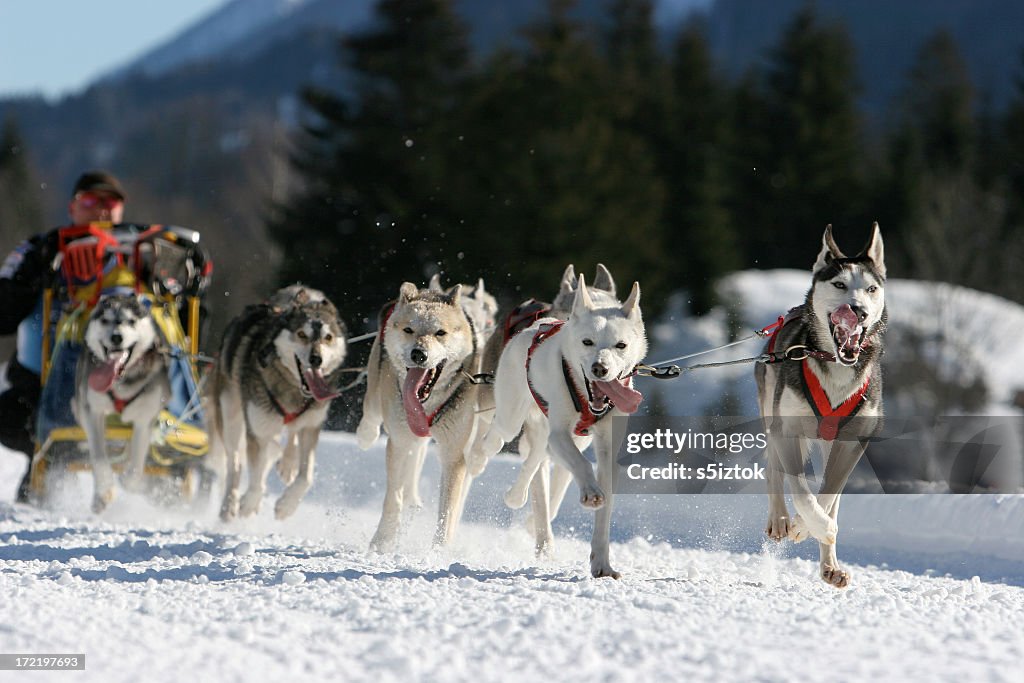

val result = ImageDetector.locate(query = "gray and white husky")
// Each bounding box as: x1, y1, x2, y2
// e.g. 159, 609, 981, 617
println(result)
473, 274, 647, 577
756, 224, 887, 587
73, 293, 170, 513
210, 285, 348, 521
356, 282, 482, 550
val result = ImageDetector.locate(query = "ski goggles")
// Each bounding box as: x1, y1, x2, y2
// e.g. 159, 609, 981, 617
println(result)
74, 192, 124, 210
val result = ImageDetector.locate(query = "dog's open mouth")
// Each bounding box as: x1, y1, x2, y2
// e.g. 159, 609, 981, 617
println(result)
830, 305, 864, 366
88, 345, 133, 393
586, 374, 643, 415
401, 362, 445, 437
295, 355, 338, 401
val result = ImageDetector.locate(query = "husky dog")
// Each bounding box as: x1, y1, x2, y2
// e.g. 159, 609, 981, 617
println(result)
389, 275, 499, 510
211, 285, 347, 521
73, 293, 170, 513
356, 282, 481, 550
467, 265, 619, 535
756, 224, 887, 588
474, 274, 647, 577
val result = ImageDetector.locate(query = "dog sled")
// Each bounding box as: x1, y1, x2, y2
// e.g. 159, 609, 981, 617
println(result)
29, 222, 211, 501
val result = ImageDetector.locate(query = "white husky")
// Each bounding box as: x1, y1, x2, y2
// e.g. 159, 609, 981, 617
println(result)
473, 274, 647, 577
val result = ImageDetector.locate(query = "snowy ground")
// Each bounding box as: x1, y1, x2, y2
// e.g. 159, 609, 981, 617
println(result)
3, 270, 1024, 682
3, 431, 1024, 683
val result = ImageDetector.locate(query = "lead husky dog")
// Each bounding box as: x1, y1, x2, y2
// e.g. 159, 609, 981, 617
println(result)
756, 224, 887, 588
211, 285, 347, 521
356, 282, 481, 550
73, 293, 170, 513
474, 274, 646, 577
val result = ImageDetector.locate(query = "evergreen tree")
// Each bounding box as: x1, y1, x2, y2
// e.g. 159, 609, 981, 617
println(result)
0, 117, 43, 246
1002, 49, 1024, 226
448, 0, 667, 307
663, 22, 739, 314
884, 30, 978, 279
269, 0, 471, 328
730, 7, 866, 268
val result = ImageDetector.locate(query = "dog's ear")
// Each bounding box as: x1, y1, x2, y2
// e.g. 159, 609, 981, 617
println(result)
447, 283, 463, 307
571, 274, 593, 317
399, 282, 419, 303
474, 278, 486, 301
593, 263, 616, 296
428, 273, 443, 293
621, 281, 641, 320
559, 264, 576, 298
813, 224, 846, 273
857, 222, 886, 279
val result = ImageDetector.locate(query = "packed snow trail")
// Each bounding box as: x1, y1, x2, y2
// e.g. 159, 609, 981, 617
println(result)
2, 433, 1023, 683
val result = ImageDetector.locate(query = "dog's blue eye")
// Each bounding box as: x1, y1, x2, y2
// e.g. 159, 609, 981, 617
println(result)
436, 330, 447, 337
403, 327, 414, 334
616, 342, 627, 349
582, 339, 594, 346
832, 281, 847, 290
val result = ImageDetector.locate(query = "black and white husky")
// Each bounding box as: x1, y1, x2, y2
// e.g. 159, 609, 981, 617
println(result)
756, 224, 887, 587
73, 293, 170, 513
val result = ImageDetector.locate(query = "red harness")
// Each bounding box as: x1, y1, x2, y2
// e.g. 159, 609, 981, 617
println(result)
525, 321, 613, 437
765, 307, 871, 441
107, 388, 145, 415
801, 362, 870, 441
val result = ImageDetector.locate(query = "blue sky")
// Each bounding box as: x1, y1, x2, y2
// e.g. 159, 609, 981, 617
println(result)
0, 0, 227, 99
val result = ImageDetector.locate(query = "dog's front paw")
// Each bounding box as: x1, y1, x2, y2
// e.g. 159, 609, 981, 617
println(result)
503, 482, 529, 509
356, 420, 380, 450
579, 484, 606, 509
239, 491, 262, 517
274, 490, 303, 520
766, 514, 791, 541
787, 515, 811, 542
590, 553, 621, 579
276, 457, 298, 486
220, 492, 240, 522
821, 564, 850, 588
92, 488, 115, 514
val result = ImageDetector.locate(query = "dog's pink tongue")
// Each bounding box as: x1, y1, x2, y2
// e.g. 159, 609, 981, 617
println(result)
402, 368, 432, 437
830, 304, 863, 352
303, 367, 338, 401
594, 379, 643, 414
88, 351, 129, 392
830, 305, 859, 333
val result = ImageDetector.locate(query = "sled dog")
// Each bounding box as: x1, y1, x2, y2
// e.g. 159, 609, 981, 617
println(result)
468, 264, 619, 528
211, 285, 347, 521
356, 282, 481, 550
73, 293, 171, 513
391, 275, 499, 510
474, 274, 647, 577
756, 224, 887, 587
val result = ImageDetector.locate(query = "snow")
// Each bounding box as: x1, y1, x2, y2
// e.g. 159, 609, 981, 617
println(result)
3, 270, 1024, 681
